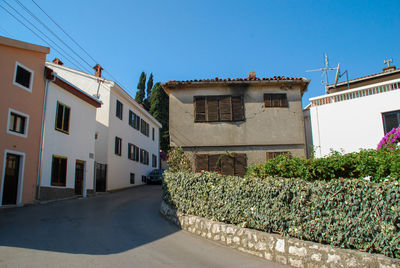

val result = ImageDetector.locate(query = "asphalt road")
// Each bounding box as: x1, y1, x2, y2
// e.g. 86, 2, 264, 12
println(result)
0, 185, 288, 268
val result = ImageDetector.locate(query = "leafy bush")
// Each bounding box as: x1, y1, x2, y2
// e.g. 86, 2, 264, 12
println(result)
247, 149, 400, 182
162, 171, 400, 258
166, 147, 191, 173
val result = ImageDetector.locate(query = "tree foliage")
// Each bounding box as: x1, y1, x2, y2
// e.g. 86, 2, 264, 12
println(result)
135, 71, 146, 104
150, 82, 169, 151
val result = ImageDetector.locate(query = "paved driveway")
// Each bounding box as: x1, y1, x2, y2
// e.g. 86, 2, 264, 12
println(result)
0, 185, 287, 268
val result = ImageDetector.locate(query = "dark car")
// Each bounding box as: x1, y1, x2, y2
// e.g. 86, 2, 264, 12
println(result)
146, 169, 165, 184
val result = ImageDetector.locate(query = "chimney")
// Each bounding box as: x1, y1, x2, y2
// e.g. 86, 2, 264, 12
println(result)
52, 58, 63, 66
248, 71, 256, 79
383, 58, 396, 72
93, 64, 103, 77
383, 65, 396, 72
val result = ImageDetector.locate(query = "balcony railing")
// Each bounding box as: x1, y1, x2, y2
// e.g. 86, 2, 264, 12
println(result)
310, 80, 400, 107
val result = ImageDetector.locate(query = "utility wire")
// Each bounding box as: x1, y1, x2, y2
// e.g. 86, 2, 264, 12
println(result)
13, 0, 94, 70
31, 0, 136, 97
1, 0, 91, 73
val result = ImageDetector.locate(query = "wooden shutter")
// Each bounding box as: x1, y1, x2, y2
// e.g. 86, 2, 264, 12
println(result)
221, 155, 234, 176
194, 97, 206, 122
264, 94, 272, 107
280, 94, 288, 107
195, 154, 209, 172
207, 97, 219, 122
208, 154, 221, 172
234, 154, 246, 177
232, 96, 244, 121
266, 151, 291, 161
219, 96, 232, 121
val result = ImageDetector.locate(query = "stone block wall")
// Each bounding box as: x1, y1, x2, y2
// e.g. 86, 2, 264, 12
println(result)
160, 201, 400, 268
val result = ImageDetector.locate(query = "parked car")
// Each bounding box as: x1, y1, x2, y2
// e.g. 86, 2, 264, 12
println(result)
146, 169, 165, 184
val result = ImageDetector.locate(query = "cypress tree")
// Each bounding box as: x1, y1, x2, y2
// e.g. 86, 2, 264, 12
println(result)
150, 82, 169, 152
135, 71, 146, 104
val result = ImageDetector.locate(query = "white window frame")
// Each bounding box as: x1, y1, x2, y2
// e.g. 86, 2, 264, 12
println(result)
1, 150, 26, 206
13, 62, 34, 92
7, 108, 29, 138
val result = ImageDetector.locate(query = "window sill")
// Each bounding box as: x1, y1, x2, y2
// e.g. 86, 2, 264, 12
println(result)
55, 128, 70, 135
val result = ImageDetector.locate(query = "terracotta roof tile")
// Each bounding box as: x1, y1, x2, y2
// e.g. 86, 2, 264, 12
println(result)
166, 75, 306, 85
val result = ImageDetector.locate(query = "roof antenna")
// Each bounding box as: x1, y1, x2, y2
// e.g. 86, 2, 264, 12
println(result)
307, 54, 348, 93
333, 63, 350, 90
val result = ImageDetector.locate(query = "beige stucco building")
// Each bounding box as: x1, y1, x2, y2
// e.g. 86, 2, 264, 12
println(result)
162, 73, 310, 176
0, 36, 49, 206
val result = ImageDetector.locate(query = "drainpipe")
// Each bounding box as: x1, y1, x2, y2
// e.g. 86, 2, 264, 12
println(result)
36, 72, 55, 201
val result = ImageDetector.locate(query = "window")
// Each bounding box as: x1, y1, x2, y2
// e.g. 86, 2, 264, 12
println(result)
195, 153, 247, 177
382, 110, 400, 134
140, 119, 149, 136
129, 110, 136, 128
264, 93, 288, 108
130, 173, 135, 184
152, 154, 157, 168
115, 137, 122, 156
14, 62, 34, 91
140, 149, 149, 165
55, 102, 70, 133
152, 127, 155, 141
128, 143, 139, 161
266, 151, 291, 161
135, 115, 141, 130
7, 109, 29, 137
116, 100, 123, 120
194, 95, 244, 122
51, 155, 67, 186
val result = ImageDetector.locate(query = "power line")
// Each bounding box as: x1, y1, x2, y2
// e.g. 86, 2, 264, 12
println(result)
30, 0, 136, 97
13, 0, 94, 70
1, 0, 91, 73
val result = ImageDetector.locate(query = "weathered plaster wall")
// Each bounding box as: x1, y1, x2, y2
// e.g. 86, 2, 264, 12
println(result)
161, 201, 400, 268
169, 83, 306, 151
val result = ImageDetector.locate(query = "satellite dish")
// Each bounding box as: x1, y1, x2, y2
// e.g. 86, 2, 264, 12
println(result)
334, 63, 340, 87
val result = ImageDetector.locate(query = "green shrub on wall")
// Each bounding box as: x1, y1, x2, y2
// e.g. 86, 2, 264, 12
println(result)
162, 171, 400, 258
247, 149, 400, 182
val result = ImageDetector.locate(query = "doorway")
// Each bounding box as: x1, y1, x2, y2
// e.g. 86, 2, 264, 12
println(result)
75, 160, 85, 195
2, 153, 21, 205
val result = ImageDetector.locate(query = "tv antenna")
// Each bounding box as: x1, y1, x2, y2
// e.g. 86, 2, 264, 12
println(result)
306, 54, 349, 93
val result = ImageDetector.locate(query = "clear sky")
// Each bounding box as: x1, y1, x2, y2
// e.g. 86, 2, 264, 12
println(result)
1, 0, 399, 105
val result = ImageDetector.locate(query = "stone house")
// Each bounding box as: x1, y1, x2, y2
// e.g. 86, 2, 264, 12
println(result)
162, 72, 310, 176
46, 60, 162, 191
308, 62, 400, 157
37, 68, 101, 201
0, 36, 49, 206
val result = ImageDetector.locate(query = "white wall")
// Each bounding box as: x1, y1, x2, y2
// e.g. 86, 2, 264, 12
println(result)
107, 87, 160, 190
41, 81, 97, 192
310, 90, 400, 157
46, 62, 162, 191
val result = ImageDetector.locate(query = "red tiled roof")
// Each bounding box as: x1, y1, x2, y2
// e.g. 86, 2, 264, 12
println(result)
326, 68, 400, 89
166, 76, 307, 84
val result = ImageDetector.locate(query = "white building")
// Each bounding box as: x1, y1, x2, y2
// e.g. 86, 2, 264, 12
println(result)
46, 60, 162, 191
308, 64, 400, 157
38, 68, 101, 200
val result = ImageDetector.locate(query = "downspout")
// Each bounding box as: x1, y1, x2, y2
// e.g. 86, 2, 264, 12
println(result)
36, 72, 54, 200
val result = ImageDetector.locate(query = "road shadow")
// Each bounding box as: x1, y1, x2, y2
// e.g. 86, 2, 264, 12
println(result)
0, 185, 179, 255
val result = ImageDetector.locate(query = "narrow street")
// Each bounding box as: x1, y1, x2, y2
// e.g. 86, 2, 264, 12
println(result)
0, 185, 287, 268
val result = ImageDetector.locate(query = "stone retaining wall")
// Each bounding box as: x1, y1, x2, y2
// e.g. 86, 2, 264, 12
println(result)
160, 201, 400, 268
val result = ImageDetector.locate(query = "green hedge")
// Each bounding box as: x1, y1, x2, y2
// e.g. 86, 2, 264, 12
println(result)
247, 149, 400, 182
162, 171, 400, 258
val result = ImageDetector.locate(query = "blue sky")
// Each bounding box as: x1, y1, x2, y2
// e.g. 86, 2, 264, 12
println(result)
1, 0, 399, 105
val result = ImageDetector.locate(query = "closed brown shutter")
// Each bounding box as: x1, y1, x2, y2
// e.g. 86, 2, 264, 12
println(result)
232, 96, 244, 121
234, 154, 246, 177
219, 96, 232, 121
195, 154, 209, 172
221, 155, 234, 176
208, 154, 221, 172
280, 94, 288, 107
194, 97, 206, 122
272, 94, 280, 107
264, 94, 272, 107
207, 97, 219, 122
